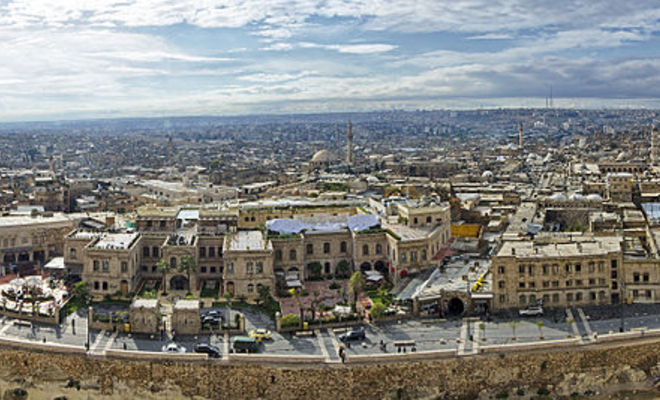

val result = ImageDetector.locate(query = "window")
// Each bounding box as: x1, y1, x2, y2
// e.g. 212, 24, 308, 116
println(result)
340, 241, 347, 253
275, 249, 282, 261
611, 260, 618, 269
519, 282, 525, 289
566, 293, 573, 302
576, 292, 583, 301
143, 246, 149, 257
121, 262, 128, 273
247, 262, 254, 274
289, 249, 297, 261
323, 242, 330, 254
634, 272, 640, 282
94, 281, 99, 290
565, 264, 572, 273
499, 295, 506, 303
528, 265, 534, 275
542, 281, 549, 288
611, 270, 617, 279
400, 252, 406, 262
70, 248, 77, 259
529, 294, 536, 304
102, 281, 108, 291
529, 281, 536, 288
413, 217, 418, 224
633, 289, 639, 298
256, 262, 263, 273
247, 284, 254, 293
519, 295, 526, 305
170, 257, 177, 268
201, 266, 207, 273
498, 281, 505, 289
498, 266, 505, 274
152, 247, 159, 258
325, 262, 331, 274
141, 265, 147, 272
590, 292, 596, 300
362, 244, 369, 256
519, 265, 525, 274
411, 251, 417, 262
543, 294, 550, 304
376, 244, 382, 255
307, 244, 314, 255
209, 247, 215, 258
552, 281, 559, 287
599, 278, 606, 285
226, 262, 234, 274
588, 278, 595, 285
646, 290, 652, 298
588, 262, 595, 273
575, 263, 581, 273
542, 264, 548, 275
102, 261, 109, 272
160, 221, 166, 228
199, 247, 206, 258
552, 264, 559, 274
217, 247, 223, 258
421, 249, 427, 260
576, 280, 583, 287
553, 293, 559, 303
566, 280, 572, 287
598, 261, 604, 272
644, 273, 650, 282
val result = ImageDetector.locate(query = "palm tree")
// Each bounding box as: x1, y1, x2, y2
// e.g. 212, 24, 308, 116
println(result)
509, 321, 518, 341
310, 290, 322, 321
348, 271, 365, 312
537, 320, 544, 340
179, 255, 196, 295
290, 288, 304, 328
156, 258, 170, 295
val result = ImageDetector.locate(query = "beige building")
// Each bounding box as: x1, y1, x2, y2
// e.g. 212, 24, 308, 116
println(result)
223, 230, 274, 299
81, 232, 141, 297
129, 298, 160, 334
171, 299, 200, 334
491, 235, 623, 310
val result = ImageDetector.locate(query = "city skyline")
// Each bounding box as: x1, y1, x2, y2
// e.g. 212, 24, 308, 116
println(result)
1, 0, 660, 121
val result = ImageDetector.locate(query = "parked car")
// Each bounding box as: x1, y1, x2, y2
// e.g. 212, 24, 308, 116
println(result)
338, 328, 366, 342
233, 336, 259, 353
161, 343, 186, 353
202, 316, 221, 326
519, 306, 544, 317
248, 328, 272, 342
193, 343, 221, 358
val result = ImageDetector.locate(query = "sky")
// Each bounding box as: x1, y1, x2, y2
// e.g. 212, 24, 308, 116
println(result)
1, 0, 660, 122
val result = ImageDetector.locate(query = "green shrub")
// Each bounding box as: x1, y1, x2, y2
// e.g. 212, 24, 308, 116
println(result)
495, 392, 509, 399
537, 388, 550, 396
280, 313, 301, 329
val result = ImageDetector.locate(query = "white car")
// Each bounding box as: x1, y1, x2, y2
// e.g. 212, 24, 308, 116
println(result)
519, 306, 543, 317
161, 343, 186, 353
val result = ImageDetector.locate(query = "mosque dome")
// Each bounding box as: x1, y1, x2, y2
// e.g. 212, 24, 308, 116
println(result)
311, 149, 335, 163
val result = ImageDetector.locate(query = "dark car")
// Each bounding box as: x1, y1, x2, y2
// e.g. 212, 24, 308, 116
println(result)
193, 343, 221, 358
338, 328, 366, 342
202, 316, 221, 326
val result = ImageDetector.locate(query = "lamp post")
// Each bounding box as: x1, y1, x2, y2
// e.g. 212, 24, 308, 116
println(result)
87, 306, 92, 350
619, 279, 625, 333
466, 278, 472, 342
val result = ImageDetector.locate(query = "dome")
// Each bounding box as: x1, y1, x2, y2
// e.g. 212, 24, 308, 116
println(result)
311, 149, 335, 163
568, 193, 583, 201
616, 151, 628, 161
586, 194, 603, 201
549, 193, 567, 201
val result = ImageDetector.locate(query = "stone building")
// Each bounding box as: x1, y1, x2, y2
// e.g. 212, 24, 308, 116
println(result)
0, 212, 75, 275
171, 299, 200, 334
491, 235, 623, 310
129, 298, 160, 334
223, 230, 274, 299
81, 232, 141, 298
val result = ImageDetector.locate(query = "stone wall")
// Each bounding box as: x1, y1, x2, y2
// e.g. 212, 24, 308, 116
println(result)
1, 338, 660, 399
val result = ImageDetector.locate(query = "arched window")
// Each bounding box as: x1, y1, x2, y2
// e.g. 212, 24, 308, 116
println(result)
323, 242, 330, 254
519, 295, 526, 305
340, 241, 347, 253
362, 244, 369, 256
170, 257, 177, 268
247, 284, 254, 293
275, 249, 282, 261
70, 248, 77, 259
306, 244, 313, 255
289, 249, 297, 261
375, 244, 382, 254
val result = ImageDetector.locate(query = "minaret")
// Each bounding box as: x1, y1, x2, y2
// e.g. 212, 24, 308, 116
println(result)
518, 122, 524, 149
652, 122, 659, 167
346, 120, 353, 166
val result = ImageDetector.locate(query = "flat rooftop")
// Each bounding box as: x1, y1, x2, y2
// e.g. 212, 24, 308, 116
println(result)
92, 232, 139, 250
0, 213, 72, 228
383, 222, 436, 241
496, 236, 621, 259
226, 230, 271, 251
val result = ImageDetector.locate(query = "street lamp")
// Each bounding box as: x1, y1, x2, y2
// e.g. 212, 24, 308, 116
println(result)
619, 279, 625, 333
87, 306, 92, 350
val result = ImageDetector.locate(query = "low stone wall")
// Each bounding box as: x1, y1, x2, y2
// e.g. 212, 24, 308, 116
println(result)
0, 309, 58, 325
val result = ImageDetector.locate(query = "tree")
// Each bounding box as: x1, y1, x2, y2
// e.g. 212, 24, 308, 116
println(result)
537, 320, 544, 340
290, 288, 304, 328
369, 301, 387, 321
156, 258, 170, 295
73, 281, 90, 306
509, 321, 518, 341
179, 255, 196, 295
308, 262, 322, 279
336, 260, 351, 278
310, 291, 322, 321
348, 271, 365, 311
281, 314, 301, 329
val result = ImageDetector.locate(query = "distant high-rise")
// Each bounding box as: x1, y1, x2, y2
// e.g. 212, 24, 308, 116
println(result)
652, 122, 659, 166
518, 122, 524, 149
346, 120, 353, 166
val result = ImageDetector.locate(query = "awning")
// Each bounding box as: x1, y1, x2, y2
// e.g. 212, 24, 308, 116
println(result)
44, 257, 65, 270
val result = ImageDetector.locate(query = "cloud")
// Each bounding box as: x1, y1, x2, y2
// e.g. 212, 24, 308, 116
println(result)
467, 33, 513, 40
